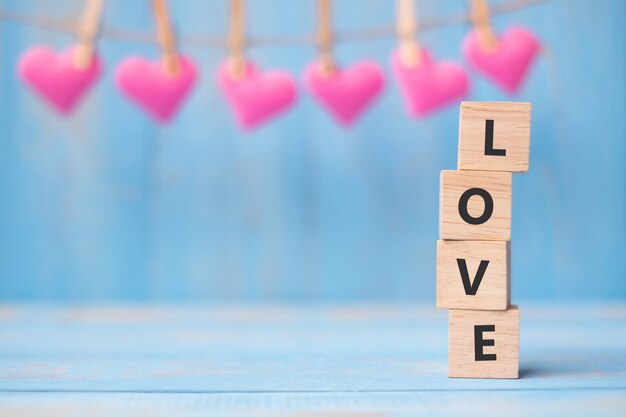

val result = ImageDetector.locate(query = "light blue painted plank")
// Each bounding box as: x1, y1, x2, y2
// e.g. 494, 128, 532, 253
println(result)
0, 304, 625, 393
1, 390, 626, 417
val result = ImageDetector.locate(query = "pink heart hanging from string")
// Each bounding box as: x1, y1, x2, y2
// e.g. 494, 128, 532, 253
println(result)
217, 0, 297, 131
391, 0, 469, 118
462, 0, 539, 94
115, 0, 197, 123
17, 0, 104, 114
304, 0, 384, 127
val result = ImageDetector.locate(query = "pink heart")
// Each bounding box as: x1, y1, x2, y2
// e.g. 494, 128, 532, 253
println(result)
115, 56, 197, 123
304, 61, 384, 126
391, 49, 469, 117
17, 45, 101, 114
217, 62, 297, 130
463, 26, 539, 94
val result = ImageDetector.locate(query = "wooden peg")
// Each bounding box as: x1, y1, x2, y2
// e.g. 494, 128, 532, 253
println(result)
227, 0, 246, 77
73, 0, 105, 70
396, 0, 420, 66
469, 0, 497, 52
316, 0, 335, 75
152, 0, 179, 76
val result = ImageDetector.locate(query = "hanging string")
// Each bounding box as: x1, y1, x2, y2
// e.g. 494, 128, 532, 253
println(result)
152, 0, 178, 75
469, 0, 498, 51
227, 0, 246, 76
396, 0, 420, 67
0, 0, 549, 49
315, 0, 334, 74
73, 0, 105, 69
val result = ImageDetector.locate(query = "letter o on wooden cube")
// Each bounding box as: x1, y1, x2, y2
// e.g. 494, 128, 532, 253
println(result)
440, 170, 512, 240
458, 102, 531, 172
437, 240, 510, 310
449, 306, 520, 379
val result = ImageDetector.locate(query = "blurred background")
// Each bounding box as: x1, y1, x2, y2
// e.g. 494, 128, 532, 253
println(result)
0, 0, 623, 302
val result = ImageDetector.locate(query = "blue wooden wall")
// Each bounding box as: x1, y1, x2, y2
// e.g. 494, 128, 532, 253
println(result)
0, 0, 624, 301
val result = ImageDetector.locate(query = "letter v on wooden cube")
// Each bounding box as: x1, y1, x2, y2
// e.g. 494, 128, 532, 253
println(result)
458, 101, 531, 172
437, 240, 510, 310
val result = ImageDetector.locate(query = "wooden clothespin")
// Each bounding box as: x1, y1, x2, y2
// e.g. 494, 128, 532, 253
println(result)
73, 0, 105, 70
469, 0, 498, 52
316, 0, 335, 75
227, 0, 246, 77
396, 0, 420, 67
152, 0, 179, 75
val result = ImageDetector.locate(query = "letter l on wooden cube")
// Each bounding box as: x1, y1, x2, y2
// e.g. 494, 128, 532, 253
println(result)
458, 101, 531, 172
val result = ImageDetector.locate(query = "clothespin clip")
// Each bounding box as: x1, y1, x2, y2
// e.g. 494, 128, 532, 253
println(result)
152, 0, 179, 76
227, 0, 246, 77
73, 0, 105, 70
396, 0, 420, 67
469, 0, 498, 52
315, 0, 335, 75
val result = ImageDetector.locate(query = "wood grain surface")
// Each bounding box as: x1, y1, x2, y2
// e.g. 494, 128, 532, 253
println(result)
448, 306, 519, 378
458, 101, 531, 172
439, 170, 512, 240
436, 239, 510, 310
0, 303, 625, 415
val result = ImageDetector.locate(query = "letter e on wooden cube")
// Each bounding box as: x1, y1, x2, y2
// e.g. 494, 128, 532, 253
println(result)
440, 170, 512, 240
437, 240, 510, 310
458, 102, 531, 172
449, 306, 520, 378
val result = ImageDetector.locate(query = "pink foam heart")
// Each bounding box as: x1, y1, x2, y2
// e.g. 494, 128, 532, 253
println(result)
463, 26, 539, 94
115, 56, 197, 123
391, 49, 469, 117
17, 45, 101, 114
304, 61, 384, 126
217, 62, 297, 130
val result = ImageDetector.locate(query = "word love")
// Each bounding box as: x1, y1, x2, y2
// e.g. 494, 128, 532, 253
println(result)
436, 102, 531, 379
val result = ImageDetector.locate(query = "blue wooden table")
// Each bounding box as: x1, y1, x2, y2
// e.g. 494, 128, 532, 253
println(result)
0, 303, 625, 416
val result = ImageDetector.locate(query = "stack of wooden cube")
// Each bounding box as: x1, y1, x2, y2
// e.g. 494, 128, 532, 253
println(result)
437, 101, 531, 379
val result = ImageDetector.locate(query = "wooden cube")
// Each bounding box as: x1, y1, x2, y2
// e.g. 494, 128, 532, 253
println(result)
440, 170, 512, 240
449, 306, 519, 379
437, 240, 510, 310
458, 102, 531, 172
